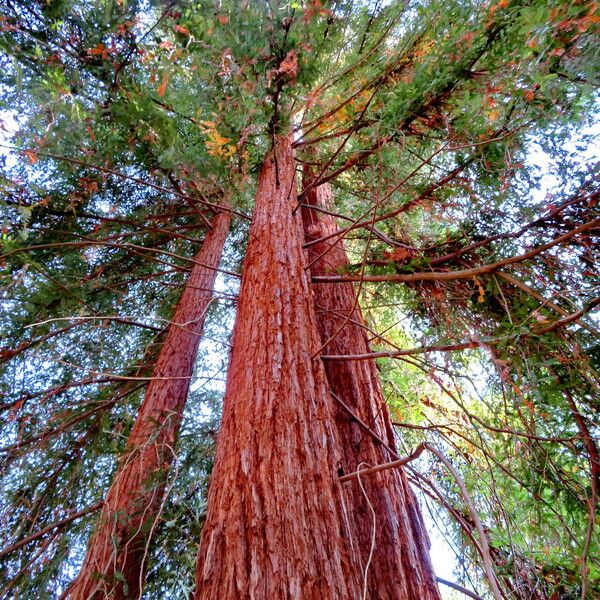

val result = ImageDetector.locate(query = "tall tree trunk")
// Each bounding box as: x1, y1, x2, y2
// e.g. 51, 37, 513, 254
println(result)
302, 180, 442, 600
194, 136, 361, 599
67, 209, 231, 600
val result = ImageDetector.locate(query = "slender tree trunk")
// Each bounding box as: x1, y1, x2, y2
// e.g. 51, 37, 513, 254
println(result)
302, 180, 442, 600
194, 136, 361, 599
67, 210, 231, 600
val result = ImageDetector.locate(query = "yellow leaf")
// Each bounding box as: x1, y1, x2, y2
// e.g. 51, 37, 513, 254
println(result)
199, 119, 236, 159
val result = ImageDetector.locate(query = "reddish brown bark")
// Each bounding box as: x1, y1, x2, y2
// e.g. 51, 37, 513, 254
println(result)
302, 181, 442, 600
67, 209, 231, 600
194, 136, 361, 599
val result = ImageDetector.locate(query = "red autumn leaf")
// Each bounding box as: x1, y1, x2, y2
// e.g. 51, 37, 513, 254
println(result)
304, 0, 333, 22
88, 43, 111, 59
174, 24, 190, 35
459, 31, 475, 46
557, 19, 576, 31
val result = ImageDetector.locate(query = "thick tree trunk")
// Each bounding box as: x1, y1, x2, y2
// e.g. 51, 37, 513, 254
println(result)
194, 136, 361, 599
302, 181, 442, 600
67, 210, 231, 600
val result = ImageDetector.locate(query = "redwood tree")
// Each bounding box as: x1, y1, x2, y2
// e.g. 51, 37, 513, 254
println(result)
67, 209, 231, 600
194, 137, 362, 599
302, 180, 441, 600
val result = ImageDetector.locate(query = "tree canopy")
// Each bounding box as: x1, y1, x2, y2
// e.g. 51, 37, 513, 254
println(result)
0, 0, 598, 598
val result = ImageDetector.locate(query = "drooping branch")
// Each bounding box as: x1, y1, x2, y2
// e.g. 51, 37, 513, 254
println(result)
2, 144, 251, 221
436, 575, 484, 599
320, 299, 600, 361
0, 502, 102, 561
0, 323, 79, 365
496, 272, 600, 337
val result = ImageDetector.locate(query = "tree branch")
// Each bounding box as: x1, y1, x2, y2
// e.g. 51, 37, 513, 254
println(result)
0, 502, 102, 560
314, 218, 600, 284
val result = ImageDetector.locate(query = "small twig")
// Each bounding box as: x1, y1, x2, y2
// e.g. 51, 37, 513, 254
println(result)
331, 392, 398, 460
339, 443, 426, 482
535, 297, 600, 335
436, 577, 484, 600
357, 462, 376, 600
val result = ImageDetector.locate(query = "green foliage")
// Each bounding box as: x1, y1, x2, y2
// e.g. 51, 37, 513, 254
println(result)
0, 0, 598, 597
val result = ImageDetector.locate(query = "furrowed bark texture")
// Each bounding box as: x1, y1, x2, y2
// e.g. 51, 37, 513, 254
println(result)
67, 210, 231, 600
302, 181, 442, 600
194, 136, 361, 599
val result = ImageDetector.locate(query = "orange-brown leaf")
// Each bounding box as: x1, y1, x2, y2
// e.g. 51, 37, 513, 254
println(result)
23, 149, 38, 164
278, 49, 299, 81
157, 73, 170, 98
